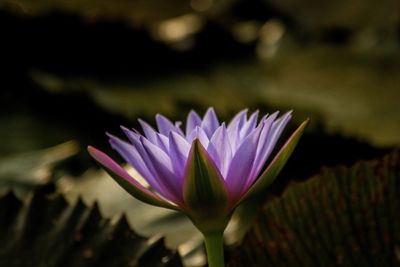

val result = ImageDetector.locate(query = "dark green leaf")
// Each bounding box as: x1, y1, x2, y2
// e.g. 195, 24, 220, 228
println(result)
229, 150, 400, 267
0, 186, 183, 267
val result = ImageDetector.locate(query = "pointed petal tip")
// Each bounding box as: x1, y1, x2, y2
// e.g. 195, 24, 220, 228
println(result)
271, 110, 280, 117
120, 125, 137, 135
137, 118, 148, 127
87, 146, 127, 178
300, 118, 311, 129
241, 108, 249, 118
204, 107, 218, 117
206, 106, 215, 112
298, 118, 311, 129
188, 109, 200, 117
105, 131, 115, 139
282, 110, 293, 118
87, 145, 110, 164
189, 138, 209, 161
87, 145, 96, 154
87, 145, 105, 159
107, 133, 123, 146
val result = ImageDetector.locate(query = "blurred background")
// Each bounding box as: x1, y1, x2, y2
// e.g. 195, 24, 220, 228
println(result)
0, 0, 399, 266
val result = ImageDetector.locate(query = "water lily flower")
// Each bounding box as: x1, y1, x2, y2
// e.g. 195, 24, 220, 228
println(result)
88, 108, 308, 267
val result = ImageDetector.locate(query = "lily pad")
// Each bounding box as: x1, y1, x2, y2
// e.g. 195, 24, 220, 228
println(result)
229, 150, 400, 266
0, 186, 183, 267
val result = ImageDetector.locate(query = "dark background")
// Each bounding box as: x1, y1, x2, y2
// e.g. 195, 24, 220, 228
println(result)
0, 1, 399, 265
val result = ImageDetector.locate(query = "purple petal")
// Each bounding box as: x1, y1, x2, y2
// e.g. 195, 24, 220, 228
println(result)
227, 108, 248, 130
240, 118, 308, 203
207, 123, 232, 177
139, 119, 158, 141
156, 114, 184, 137
155, 133, 170, 152
246, 111, 292, 189
263, 112, 292, 160
188, 126, 209, 148
227, 109, 248, 152
108, 134, 167, 196
87, 146, 164, 201
201, 107, 220, 138
169, 131, 190, 178
225, 123, 263, 199
141, 137, 184, 204
121, 126, 140, 143
250, 112, 279, 172
239, 110, 259, 139
244, 113, 277, 188
124, 123, 168, 153
175, 121, 183, 132
186, 110, 202, 137
267, 111, 292, 153
111, 132, 180, 203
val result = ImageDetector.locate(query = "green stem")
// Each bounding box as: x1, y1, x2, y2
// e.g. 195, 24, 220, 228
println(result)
204, 231, 225, 267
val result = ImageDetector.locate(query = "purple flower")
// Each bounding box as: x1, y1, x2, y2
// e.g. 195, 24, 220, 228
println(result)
88, 108, 308, 233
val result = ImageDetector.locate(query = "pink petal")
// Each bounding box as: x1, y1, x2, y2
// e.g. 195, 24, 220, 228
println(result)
87, 146, 162, 201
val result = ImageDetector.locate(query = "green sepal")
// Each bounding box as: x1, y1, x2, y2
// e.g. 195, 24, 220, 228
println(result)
88, 146, 178, 211
241, 119, 310, 202
183, 140, 229, 232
